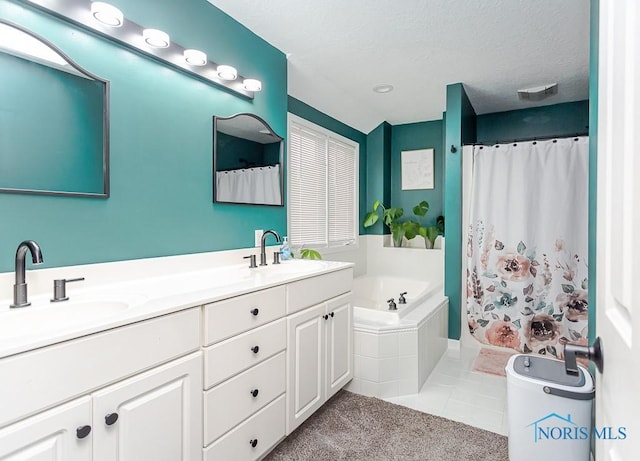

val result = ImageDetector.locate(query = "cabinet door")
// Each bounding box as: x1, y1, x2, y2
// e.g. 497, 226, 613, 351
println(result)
326, 293, 353, 399
286, 303, 325, 434
92, 352, 202, 461
0, 396, 91, 461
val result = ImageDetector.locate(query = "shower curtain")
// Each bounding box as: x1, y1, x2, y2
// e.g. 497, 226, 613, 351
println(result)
466, 137, 589, 358
216, 164, 281, 205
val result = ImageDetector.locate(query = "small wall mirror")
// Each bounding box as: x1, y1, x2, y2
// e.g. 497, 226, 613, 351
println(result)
213, 113, 283, 206
0, 19, 109, 198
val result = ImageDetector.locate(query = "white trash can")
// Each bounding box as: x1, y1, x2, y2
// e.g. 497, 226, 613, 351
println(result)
506, 354, 594, 461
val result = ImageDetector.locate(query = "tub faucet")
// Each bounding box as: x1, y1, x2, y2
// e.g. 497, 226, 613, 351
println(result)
387, 298, 397, 310
10, 240, 44, 308
260, 230, 281, 266
398, 292, 407, 304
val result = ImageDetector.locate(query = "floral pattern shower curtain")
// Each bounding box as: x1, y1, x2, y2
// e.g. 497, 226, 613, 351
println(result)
466, 137, 589, 358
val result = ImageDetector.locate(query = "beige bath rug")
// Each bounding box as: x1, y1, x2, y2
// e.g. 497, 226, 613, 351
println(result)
265, 390, 508, 461
472, 348, 517, 377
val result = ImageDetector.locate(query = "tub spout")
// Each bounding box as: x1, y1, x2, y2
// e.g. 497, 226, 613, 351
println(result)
387, 298, 397, 310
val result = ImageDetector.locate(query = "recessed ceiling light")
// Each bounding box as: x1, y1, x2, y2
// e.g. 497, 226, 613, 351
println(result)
143, 29, 170, 48
91, 2, 123, 27
184, 49, 207, 66
373, 84, 394, 94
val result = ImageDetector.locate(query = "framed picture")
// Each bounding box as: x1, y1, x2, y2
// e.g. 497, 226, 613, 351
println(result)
401, 148, 434, 190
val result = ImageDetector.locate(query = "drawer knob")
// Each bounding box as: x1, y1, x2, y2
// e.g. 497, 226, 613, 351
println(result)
105, 413, 119, 426
76, 425, 92, 439
323, 314, 329, 320
250, 308, 259, 316
250, 439, 258, 448
251, 346, 260, 354
250, 388, 259, 398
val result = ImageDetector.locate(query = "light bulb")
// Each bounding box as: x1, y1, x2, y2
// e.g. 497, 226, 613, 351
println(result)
216, 64, 237, 81
243, 79, 262, 92
91, 2, 124, 27
184, 49, 207, 66
143, 29, 170, 48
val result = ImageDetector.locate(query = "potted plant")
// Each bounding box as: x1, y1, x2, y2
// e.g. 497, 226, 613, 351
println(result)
363, 200, 407, 247
410, 200, 442, 249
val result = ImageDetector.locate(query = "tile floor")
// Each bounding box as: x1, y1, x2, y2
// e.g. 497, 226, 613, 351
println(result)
384, 343, 509, 435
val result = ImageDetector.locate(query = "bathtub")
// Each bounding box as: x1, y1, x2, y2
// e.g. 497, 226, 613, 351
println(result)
347, 274, 449, 399
352, 275, 442, 323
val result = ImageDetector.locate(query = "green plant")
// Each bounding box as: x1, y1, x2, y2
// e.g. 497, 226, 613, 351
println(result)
410, 200, 440, 249
363, 200, 406, 246
298, 248, 322, 260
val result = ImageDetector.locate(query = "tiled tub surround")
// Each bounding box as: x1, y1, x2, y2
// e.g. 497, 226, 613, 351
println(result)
345, 242, 448, 399
347, 291, 448, 398
0, 251, 354, 460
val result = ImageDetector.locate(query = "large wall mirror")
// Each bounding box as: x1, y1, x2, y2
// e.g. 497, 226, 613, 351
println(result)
0, 19, 109, 198
213, 113, 283, 206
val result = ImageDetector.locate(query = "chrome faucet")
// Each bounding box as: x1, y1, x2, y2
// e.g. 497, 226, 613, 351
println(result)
10, 240, 44, 308
259, 230, 281, 266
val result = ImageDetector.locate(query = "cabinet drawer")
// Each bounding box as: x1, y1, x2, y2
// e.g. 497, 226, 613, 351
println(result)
0, 308, 200, 429
286, 268, 353, 314
204, 319, 286, 388
204, 352, 285, 445
203, 395, 285, 461
203, 286, 286, 345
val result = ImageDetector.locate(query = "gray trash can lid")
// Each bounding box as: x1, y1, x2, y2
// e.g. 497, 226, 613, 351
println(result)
512, 355, 586, 387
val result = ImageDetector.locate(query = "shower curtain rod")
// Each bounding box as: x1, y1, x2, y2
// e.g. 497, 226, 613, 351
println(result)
467, 132, 589, 147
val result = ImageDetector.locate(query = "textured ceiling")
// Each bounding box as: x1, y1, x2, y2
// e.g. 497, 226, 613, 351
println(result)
207, 0, 590, 133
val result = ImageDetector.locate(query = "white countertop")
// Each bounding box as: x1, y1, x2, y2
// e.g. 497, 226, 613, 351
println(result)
0, 258, 353, 359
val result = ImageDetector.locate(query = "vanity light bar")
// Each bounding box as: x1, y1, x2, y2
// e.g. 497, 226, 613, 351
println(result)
21, 0, 261, 99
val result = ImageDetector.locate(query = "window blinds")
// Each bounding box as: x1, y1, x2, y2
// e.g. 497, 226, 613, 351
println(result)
288, 118, 357, 249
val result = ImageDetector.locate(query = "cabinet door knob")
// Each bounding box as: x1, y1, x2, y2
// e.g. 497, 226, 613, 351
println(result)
105, 413, 119, 426
323, 314, 329, 320
250, 346, 260, 354
249, 439, 258, 448
76, 425, 92, 439
329, 312, 334, 317
250, 308, 259, 316
250, 388, 259, 398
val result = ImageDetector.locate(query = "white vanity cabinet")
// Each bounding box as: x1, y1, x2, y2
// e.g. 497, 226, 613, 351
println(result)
92, 353, 201, 461
202, 286, 287, 461
0, 260, 355, 461
0, 396, 92, 460
0, 308, 202, 461
286, 270, 353, 433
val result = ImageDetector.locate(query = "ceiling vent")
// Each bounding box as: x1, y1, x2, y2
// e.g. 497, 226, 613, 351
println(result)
517, 83, 558, 101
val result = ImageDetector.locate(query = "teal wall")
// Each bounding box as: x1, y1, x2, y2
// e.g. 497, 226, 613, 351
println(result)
0, 0, 287, 273
365, 122, 392, 235
476, 100, 589, 143
444, 83, 477, 340
588, 0, 598, 341
287, 96, 368, 234
390, 121, 443, 227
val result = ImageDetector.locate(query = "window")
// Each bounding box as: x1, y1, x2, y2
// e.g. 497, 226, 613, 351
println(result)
287, 114, 358, 250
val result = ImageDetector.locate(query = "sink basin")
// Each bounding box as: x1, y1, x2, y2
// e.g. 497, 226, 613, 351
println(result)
0, 299, 132, 340
252, 259, 340, 276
